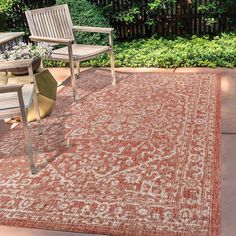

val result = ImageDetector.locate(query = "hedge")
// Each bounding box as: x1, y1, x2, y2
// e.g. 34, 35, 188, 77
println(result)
79, 33, 236, 68
0, 0, 56, 32
56, 0, 113, 45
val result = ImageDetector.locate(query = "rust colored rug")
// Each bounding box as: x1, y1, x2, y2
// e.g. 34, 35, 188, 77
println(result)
0, 70, 221, 236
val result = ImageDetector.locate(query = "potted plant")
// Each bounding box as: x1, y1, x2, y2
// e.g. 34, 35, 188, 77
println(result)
0, 42, 52, 75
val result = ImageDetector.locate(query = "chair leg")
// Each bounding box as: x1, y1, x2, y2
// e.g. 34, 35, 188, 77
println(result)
18, 86, 37, 174
70, 65, 78, 102
32, 91, 43, 135
68, 44, 78, 102
22, 111, 37, 175
76, 61, 80, 79
110, 49, 116, 85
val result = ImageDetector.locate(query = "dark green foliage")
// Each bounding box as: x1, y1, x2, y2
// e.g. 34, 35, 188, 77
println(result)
79, 33, 236, 68
56, 0, 114, 45
193, 0, 234, 26
92, 0, 235, 37
117, 0, 176, 24
0, 0, 56, 32
0, 12, 7, 32
98, 0, 234, 26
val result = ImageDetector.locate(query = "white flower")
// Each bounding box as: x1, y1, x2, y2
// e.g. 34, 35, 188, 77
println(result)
2, 42, 52, 61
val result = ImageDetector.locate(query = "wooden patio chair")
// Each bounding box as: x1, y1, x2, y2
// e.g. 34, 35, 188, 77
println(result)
25, 4, 116, 101
0, 59, 43, 174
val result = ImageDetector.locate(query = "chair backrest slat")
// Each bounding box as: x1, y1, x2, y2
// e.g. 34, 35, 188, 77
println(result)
25, 5, 75, 41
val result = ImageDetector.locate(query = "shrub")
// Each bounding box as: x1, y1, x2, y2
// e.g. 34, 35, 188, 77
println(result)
0, 12, 7, 31
0, 0, 56, 32
56, 0, 113, 45
81, 33, 236, 68
100, 0, 234, 28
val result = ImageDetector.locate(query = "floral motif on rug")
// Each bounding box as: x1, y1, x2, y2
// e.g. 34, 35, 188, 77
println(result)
0, 70, 221, 236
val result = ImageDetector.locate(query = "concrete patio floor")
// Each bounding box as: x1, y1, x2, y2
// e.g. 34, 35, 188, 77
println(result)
0, 67, 235, 236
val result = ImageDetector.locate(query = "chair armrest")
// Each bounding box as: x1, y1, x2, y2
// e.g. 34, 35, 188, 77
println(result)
0, 59, 33, 70
0, 84, 23, 93
73, 26, 114, 34
29, 36, 74, 45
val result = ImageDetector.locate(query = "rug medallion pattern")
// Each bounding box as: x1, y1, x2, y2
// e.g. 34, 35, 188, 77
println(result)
0, 70, 220, 235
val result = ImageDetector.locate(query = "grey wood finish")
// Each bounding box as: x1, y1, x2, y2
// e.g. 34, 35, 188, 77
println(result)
51, 44, 111, 62
0, 59, 43, 174
0, 32, 24, 44
0, 32, 24, 52
25, 4, 116, 101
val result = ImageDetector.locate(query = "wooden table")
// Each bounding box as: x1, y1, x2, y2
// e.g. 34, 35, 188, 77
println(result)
0, 32, 24, 52
0, 32, 58, 122
0, 32, 24, 128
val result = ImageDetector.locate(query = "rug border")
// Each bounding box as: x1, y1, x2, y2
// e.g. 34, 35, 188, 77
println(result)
210, 73, 221, 236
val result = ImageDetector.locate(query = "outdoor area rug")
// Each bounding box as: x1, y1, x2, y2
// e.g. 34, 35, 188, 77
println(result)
0, 70, 221, 236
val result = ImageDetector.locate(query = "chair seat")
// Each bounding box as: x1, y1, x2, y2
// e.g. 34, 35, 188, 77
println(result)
0, 84, 34, 111
51, 44, 111, 62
